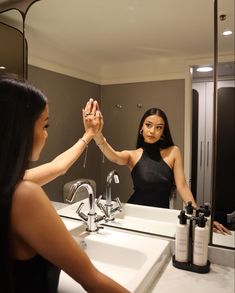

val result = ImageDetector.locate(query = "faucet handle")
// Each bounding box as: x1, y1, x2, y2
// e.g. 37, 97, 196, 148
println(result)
114, 197, 123, 212
95, 214, 106, 223
76, 202, 88, 222
96, 195, 109, 218
96, 195, 103, 204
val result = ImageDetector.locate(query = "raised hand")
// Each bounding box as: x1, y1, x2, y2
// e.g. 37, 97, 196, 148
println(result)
82, 98, 103, 136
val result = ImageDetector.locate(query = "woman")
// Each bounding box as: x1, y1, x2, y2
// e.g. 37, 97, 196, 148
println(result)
84, 102, 230, 235
0, 78, 129, 293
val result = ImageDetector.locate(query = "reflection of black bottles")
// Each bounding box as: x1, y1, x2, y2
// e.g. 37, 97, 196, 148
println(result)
193, 215, 209, 266
175, 210, 189, 262
197, 203, 211, 243
185, 201, 194, 216
199, 203, 211, 229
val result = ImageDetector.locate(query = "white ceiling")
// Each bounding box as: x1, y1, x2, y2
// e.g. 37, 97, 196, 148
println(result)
1, 0, 234, 84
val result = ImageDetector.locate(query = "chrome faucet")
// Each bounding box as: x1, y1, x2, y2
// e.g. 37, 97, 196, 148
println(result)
97, 170, 122, 222
69, 182, 105, 233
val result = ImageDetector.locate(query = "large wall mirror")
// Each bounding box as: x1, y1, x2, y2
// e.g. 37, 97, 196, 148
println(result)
0, 0, 234, 248
0, 10, 26, 78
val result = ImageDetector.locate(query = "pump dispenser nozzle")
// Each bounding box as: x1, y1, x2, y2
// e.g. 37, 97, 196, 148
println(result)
178, 210, 188, 224
185, 201, 194, 215
197, 214, 207, 227
199, 203, 211, 217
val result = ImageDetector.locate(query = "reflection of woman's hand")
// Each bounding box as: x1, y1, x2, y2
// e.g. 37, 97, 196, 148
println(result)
213, 221, 231, 235
82, 99, 102, 136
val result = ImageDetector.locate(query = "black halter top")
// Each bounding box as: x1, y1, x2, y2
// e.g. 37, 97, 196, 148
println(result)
128, 142, 174, 208
12, 254, 60, 293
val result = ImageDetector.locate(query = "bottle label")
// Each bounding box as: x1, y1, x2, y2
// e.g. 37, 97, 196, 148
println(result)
193, 229, 208, 266
175, 227, 189, 262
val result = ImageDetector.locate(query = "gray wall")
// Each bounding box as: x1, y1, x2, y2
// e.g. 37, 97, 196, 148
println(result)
28, 65, 185, 206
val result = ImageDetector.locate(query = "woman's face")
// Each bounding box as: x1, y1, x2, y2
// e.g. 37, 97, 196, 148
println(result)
141, 114, 165, 144
31, 104, 49, 161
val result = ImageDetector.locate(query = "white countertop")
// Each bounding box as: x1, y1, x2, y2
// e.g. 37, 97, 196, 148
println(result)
150, 260, 234, 293
53, 201, 235, 292
213, 230, 235, 248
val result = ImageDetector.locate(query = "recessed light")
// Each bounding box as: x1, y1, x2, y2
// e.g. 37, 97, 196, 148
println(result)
0, 66, 6, 70
222, 30, 233, 36
196, 67, 213, 72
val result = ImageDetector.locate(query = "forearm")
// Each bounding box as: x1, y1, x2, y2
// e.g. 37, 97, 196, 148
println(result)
178, 185, 197, 208
94, 133, 128, 165
83, 269, 130, 293
24, 132, 94, 186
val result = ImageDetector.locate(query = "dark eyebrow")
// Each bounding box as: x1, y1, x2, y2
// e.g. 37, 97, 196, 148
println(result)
145, 120, 164, 126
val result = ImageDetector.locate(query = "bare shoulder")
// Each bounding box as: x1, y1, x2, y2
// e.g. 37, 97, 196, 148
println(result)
12, 180, 51, 213
14, 180, 45, 200
161, 145, 180, 156
171, 145, 181, 156
15, 180, 40, 193
161, 146, 182, 168
128, 148, 143, 169
127, 148, 142, 156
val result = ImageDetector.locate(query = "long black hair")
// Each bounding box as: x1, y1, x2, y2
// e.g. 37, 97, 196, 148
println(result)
136, 108, 174, 149
0, 77, 47, 292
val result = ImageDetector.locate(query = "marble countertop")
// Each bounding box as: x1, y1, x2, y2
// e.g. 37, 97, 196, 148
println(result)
150, 260, 234, 293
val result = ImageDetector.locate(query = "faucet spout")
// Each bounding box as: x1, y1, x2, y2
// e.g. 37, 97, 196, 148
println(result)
106, 170, 119, 206
74, 182, 105, 233
99, 170, 122, 222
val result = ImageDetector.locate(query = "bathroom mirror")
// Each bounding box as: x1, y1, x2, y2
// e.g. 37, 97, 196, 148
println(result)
0, 10, 26, 78
0, 0, 40, 78
212, 0, 234, 248
0, 0, 234, 248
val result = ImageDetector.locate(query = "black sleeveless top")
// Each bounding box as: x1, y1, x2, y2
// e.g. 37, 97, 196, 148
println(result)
12, 254, 61, 293
128, 142, 174, 208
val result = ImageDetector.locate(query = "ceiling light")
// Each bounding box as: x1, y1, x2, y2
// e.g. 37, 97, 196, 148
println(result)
196, 66, 213, 72
0, 66, 6, 70
222, 30, 233, 36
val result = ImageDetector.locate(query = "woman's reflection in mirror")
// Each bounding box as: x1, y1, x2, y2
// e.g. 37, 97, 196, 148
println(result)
85, 100, 231, 235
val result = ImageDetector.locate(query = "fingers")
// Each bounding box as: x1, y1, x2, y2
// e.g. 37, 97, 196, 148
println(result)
83, 99, 104, 134
83, 98, 93, 117
91, 100, 98, 115
213, 221, 224, 234
213, 221, 231, 235
83, 98, 102, 118
219, 225, 231, 235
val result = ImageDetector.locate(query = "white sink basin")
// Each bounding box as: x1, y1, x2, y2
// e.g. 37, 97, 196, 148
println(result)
110, 203, 179, 237
58, 218, 170, 293
57, 199, 180, 237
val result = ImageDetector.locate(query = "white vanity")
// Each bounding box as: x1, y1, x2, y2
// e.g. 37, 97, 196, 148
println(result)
54, 201, 235, 293
58, 218, 170, 293
57, 198, 179, 237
